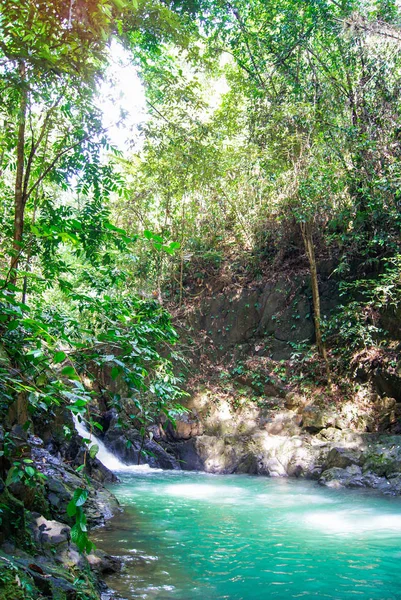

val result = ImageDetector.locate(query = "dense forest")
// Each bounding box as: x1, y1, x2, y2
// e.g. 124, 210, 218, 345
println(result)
1, 1, 401, 599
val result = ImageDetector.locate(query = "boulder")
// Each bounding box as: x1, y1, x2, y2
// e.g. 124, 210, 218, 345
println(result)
319, 465, 366, 489
103, 425, 180, 470
301, 406, 336, 431
261, 410, 302, 436
324, 447, 363, 470
33, 516, 70, 552
319, 465, 392, 493
87, 549, 122, 575
174, 438, 205, 471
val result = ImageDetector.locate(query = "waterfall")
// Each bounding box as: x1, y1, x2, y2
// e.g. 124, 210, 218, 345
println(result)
73, 415, 158, 473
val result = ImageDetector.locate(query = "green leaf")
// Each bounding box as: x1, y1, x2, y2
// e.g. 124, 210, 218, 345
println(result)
5, 466, 19, 486
111, 366, 121, 380
61, 365, 77, 377
67, 500, 77, 517
89, 444, 99, 459
54, 351, 66, 364
73, 488, 89, 507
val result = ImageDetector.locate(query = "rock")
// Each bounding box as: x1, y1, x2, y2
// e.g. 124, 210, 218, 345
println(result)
167, 413, 204, 440
316, 427, 360, 444
31, 447, 119, 527
192, 435, 249, 474
286, 443, 326, 479
362, 446, 401, 478
301, 406, 336, 431
234, 453, 258, 474
174, 438, 205, 471
324, 447, 362, 470
319, 465, 392, 492
387, 474, 401, 494
0, 546, 101, 600
104, 424, 181, 470
33, 516, 70, 551
187, 392, 261, 437
319, 465, 366, 488
262, 410, 302, 436
258, 456, 287, 477
87, 550, 122, 575
361, 470, 393, 493
375, 396, 398, 430
258, 282, 315, 354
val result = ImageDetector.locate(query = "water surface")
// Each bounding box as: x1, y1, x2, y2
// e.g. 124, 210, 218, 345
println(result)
93, 470, 401, 600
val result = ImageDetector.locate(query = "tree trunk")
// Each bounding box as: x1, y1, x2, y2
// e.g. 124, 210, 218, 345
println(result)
10, 60, 28, 285
300, 221, 331, 385
8, 61, 30, 426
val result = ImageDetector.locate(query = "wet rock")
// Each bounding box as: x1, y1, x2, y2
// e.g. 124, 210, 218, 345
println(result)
324, 447, 363, 470
319, 465, 392, 492
319, 465, 366, 488
387, 474, 401, 494
174, 438, 205, 471
87, 550, 122, 575
104, 424, 180, 470
32, 446, 119, 527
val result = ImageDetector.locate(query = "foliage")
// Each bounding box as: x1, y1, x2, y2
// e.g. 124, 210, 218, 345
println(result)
0, 0, 193, 562
2, 0, 401, 569
327, 254, 401, 356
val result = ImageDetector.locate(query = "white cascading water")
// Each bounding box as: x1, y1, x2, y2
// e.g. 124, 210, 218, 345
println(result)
72, 415, 157, 473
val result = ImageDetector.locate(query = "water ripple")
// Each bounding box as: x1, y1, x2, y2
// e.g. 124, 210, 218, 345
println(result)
93, 472, 401, 600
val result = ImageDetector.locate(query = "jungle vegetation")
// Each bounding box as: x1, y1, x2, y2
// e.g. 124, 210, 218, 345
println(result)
0, 0, 401, 563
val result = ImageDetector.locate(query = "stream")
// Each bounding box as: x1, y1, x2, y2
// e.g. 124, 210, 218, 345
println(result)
75, 418, 401, 599
93, 469, 401, 600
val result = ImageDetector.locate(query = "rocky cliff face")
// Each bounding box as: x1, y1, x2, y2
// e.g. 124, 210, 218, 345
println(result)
187, 275, 338, 360
92, 275, 401, 498
154, 390, 401, 495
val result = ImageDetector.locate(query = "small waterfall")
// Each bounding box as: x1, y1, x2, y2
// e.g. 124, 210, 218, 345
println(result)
73, 415, 158, 473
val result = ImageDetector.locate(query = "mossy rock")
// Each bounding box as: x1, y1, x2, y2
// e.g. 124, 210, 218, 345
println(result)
0, 563, 42, 600
0, 555, 101, 600
0, 482, 28, 547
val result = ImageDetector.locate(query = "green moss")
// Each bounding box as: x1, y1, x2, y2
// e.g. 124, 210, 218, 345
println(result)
0, 487, 28, 548
0, 564, 42, 600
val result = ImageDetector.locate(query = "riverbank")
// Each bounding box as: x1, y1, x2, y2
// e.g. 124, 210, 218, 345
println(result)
94, 396, 401, 496
0, 419, 123, 600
